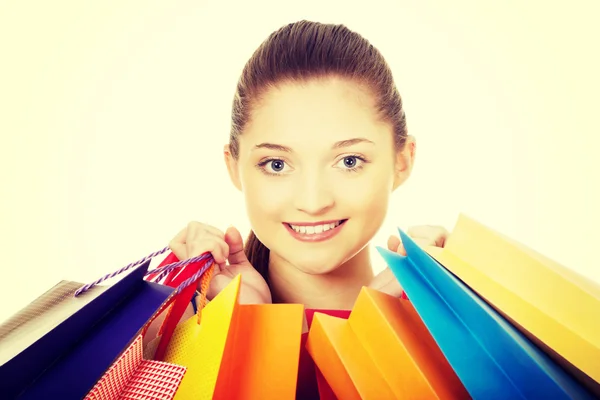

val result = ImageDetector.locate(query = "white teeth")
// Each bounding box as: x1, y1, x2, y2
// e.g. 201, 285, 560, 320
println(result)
290, 221, 343, 235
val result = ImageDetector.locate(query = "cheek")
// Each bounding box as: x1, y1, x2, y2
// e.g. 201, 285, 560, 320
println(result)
337, 167, 394, 218
241, 175, 289, 225
239, 163, 395, 229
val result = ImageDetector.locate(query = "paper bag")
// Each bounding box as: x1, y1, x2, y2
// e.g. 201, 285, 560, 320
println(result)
300, 309, 351, 400
377, 229, 595, 399
152, 257, 209, 361
424, 214, 600, 393
0, 262, 174, 399
162, 275, 304, 399
306, 287, 469, 399
85, 334, 186, 400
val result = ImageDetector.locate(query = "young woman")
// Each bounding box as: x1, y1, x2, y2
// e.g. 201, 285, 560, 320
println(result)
170, 20, 448, 312
160, 19, 451, 399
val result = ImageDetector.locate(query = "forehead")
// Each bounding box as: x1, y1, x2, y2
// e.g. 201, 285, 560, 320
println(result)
240, 78, 392, 151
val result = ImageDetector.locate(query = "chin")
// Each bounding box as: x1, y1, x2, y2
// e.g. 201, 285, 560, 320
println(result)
284, 248, 359, 276
295, 260, 342, 275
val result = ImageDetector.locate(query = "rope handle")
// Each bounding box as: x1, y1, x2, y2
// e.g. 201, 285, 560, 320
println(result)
74, 247, 214, 297
155, 257, 214, 338
196, 263, 215, 324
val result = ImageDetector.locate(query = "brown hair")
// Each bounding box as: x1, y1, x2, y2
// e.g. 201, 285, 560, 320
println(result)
229, 20, 408, 283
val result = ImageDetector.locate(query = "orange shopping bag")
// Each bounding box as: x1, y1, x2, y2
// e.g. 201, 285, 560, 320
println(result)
425, 214, 600, 395
306, 287, 469, 400
161, 274, 304, 399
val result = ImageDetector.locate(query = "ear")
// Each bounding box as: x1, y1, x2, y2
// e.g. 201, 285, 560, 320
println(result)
224, 144, 242, 191
392, 135, 416, 191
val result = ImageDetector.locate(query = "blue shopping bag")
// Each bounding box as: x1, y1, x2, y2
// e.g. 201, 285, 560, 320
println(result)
0, 258, 177, 399
0, 261, 174, 400
377, 229, 595, 400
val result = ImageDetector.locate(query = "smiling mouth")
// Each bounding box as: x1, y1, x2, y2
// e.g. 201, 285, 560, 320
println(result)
285, 219, 347, 235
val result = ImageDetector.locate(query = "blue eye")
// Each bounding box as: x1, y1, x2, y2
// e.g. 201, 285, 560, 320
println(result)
269, 160, 285, 172
257, 158, 290, 176
343, 156, 358, 168
336, 155, 366, 172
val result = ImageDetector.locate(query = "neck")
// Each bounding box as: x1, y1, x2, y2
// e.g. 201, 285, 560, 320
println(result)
267, 246, 375, 310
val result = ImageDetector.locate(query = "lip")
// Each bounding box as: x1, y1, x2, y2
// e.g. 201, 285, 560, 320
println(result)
284, 219, 347, 243
284, 219, 343, 227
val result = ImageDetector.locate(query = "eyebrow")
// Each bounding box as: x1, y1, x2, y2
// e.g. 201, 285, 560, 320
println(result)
253, 138, 375, 152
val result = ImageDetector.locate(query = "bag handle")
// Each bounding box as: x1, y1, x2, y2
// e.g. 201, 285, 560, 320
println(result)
73, 246, 217, 361
152, 257, 214, 360
74, 248, 212, 297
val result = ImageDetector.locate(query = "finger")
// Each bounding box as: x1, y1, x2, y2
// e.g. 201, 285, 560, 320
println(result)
168, 222, 224, 260
185, 223, 228, 262
169, 227, 189, 260
387, 234, 400, 251
387, 235, 406, 256
412, 237, 436, 249
187, 237, 229, 265
224, 226, 251, 266
193, 224, 228, 269
407, 225, 449, 247
201, 224, 227, 238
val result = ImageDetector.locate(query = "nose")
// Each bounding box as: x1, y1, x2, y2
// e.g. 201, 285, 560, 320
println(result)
292, 170, 335, 215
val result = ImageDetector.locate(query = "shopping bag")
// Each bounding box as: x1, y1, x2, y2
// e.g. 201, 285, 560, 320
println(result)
0, 245, 209, 400
299, 309, 351, 400
147, 253, 212, 361
82, 252, 213, 400
424, 214, 600, 394
306, 287, 469, 399
85, 334, 186, 400
377, 229, 596, 399
161, 274, 305, 399
142, 251, 212, 359
314, 367, 337, 400
0, 260, 174, 399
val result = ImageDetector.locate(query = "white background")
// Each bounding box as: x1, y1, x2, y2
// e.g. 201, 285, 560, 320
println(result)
1, 0, 599, 323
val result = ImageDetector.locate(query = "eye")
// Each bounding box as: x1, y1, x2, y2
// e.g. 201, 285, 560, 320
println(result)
269, 159, 285, 172
257, 158, 291, 175
335, 155, 366, 171
343, 157, 358, 168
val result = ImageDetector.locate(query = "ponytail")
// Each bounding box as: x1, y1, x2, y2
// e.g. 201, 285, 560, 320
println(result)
244, 230, 270, 284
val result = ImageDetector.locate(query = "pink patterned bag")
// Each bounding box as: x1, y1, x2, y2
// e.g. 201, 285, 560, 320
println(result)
85, 334, 186, 400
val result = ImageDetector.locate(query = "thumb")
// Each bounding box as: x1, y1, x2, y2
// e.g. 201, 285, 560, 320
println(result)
224, 226, 251, 265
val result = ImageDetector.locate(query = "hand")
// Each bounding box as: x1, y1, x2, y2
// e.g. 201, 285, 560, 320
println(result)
368, 225, 449, 298
169, 222, 272, 305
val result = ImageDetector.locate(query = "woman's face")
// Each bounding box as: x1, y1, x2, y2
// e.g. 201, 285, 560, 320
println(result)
226, 77, 414, 274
